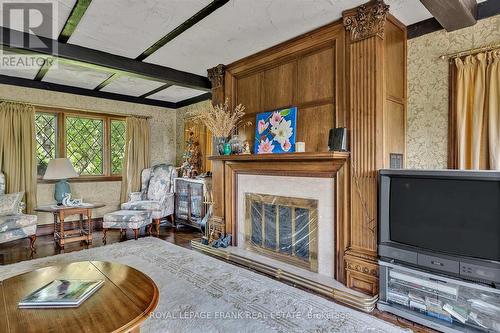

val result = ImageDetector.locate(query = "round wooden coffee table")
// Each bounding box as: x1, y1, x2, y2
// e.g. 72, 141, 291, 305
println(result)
0, 261, 159, 333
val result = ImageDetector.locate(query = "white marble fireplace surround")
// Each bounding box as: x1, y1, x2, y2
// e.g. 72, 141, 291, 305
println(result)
237, 174, 336, 278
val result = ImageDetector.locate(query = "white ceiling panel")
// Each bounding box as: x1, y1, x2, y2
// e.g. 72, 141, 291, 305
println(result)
385, 0, 432, 25
0, 0, 76, 39
0, 51, 48, 79
144, 0, 370, 75
101, 75, 165, 97
68, 0, 212, 58
147, 85, 205, 102
43, 61, 113, 89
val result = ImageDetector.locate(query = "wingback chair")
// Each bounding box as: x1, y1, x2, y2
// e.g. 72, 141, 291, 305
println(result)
0, 172, 37, 251
121, 164, 177, 236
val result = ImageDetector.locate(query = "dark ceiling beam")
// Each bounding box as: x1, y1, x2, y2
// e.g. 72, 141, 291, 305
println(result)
136, 0, 229, 61
33, 58, 53, 81
139, 83, 171, 98
0, 74, 177, 108
0, 27, 211, 90
409, 0, 500, 39
58, 0, 93, 43
176, 92, 212, 108
419, 0, 477, 32
94, 73, 119, 91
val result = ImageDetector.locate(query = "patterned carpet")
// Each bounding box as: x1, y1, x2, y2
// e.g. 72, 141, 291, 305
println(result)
0, 237, 410, 333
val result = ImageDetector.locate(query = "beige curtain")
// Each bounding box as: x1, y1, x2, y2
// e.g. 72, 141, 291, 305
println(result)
0, 101, 37, 213
120, 117, 150, 203
455, 50, 500, 169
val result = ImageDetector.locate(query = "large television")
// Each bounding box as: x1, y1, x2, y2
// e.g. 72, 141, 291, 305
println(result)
379, 169, 500, 285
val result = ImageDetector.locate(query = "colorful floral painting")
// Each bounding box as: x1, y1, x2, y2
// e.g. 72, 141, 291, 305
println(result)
254, 107, 297, 154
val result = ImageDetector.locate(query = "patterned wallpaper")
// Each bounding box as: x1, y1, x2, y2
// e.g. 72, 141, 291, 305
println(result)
0, 84, 176, 224
407, 14, 500, 169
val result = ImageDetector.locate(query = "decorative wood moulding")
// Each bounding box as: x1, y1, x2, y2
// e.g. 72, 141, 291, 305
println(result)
344, 252, 379, 295
207, 64, 226, 89
343, 0, 390, 42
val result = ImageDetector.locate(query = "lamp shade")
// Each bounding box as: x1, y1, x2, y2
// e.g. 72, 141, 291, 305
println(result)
43, 158, 79, 180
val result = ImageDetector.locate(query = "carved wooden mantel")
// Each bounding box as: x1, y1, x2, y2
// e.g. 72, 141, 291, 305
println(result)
208, 152, 350, 281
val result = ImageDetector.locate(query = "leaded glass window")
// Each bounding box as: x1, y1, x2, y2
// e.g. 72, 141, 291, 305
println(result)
110, 120, 126, 174
35, 113, 57, 176
65, 116, 104, 175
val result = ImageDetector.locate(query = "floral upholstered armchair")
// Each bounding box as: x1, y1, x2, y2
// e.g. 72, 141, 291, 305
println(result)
0, 172, 37, 251
121, 164, 177, 235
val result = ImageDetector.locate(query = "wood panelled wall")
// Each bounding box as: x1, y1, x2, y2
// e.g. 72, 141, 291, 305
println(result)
221, 23, 347, 152
208, 0, 407, 296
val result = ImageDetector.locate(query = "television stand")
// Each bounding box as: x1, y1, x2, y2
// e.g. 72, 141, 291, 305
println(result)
378, 260, 500, 333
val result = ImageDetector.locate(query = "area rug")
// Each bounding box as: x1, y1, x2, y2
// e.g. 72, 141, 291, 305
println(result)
0, 238, 410, 333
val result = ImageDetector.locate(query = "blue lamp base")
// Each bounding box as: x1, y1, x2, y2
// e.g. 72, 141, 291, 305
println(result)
54, 179, 71, 205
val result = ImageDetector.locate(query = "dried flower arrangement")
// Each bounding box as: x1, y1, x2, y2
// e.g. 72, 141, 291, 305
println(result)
187, 98, 250, 138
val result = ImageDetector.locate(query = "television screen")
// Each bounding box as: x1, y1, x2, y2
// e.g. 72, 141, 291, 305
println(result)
389, 177, 500, 262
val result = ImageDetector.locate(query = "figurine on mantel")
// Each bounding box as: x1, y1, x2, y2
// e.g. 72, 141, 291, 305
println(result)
242, 140, 251, 154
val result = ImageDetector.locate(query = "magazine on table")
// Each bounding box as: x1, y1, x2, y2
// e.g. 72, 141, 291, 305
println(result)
19, 279, 104, 308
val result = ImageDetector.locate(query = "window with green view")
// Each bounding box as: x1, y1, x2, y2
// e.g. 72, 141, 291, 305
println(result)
34, 110, 126, 178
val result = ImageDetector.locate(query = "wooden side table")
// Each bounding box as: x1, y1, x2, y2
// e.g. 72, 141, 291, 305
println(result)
35, 204, 105, 249
0, 261, 158, 333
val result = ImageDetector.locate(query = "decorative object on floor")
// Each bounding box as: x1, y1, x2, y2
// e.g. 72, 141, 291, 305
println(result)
180, 128, 201, 178
43, 158, 79, 205
242, 140, 251, 154
174, 177, 211, 230
295, 141, 305, 152
103, 209, 153, 242
0, 261, 158, 332
211, 233, 231, 248
187, 98, 250, 156
328, 127, 348, 151
0, 238, 407, 333
121, 164, 176, 236
0, 172, 37, 251
35, 203, 104, 249
19, 279, 104, 308
254, 107, 297, 154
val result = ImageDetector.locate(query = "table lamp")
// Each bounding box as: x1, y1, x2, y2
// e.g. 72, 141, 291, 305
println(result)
43, 158, 79, 205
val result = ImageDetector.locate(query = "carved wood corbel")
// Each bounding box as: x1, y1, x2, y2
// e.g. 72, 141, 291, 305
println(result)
343, 0, 389, 42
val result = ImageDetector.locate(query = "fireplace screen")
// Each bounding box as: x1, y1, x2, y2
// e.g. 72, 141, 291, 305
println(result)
245, 193, 318, 271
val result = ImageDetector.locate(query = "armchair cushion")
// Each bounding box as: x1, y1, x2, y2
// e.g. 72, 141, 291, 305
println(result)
121, 200, 162, 211
0, 214, 37, 232
0, 225, 36, 244
0, 192, 24, 216
129, 192, 143, 202
146, 166, 174, 202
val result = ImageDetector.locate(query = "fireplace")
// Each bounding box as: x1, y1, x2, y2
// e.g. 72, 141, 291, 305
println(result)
245, 193, 318, 271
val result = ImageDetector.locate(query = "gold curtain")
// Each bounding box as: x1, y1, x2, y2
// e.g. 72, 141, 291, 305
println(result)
0, 101, 37, 213
183, 118, 212, 172
120, 117, 150, 203
455, 50, 500, 170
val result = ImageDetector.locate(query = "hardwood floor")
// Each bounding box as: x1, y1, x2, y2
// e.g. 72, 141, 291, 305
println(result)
0, 224, 202, 265
0, 223, 432, 332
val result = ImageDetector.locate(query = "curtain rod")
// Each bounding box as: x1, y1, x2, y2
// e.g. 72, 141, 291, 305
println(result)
439, 42, 500, 60
0, 98, 152, 119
